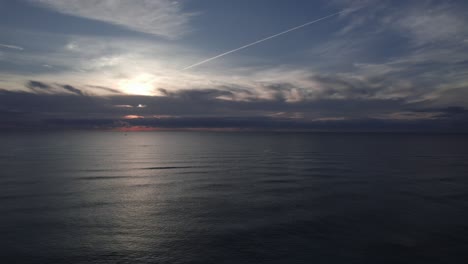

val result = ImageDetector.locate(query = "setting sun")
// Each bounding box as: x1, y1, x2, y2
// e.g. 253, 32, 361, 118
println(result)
119, 74, 155, 96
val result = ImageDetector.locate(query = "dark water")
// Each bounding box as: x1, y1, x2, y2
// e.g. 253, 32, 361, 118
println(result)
1, 132, 468, 263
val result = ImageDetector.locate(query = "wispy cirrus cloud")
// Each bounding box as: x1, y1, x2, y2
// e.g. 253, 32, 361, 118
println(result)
333, 0, 468, 45
28, 0, 195, 38
388, 4, 467, 46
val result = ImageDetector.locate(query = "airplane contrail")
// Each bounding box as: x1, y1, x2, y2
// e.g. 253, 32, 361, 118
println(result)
0, 43, 24, 51
183, 8, 360, 70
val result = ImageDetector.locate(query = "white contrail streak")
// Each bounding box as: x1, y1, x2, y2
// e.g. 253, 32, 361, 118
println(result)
0, 43, 24, 51
184, 9, 357, 70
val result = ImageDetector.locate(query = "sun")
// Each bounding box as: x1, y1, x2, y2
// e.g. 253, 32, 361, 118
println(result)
119, 74, 155, 96
123, 81, 153, 96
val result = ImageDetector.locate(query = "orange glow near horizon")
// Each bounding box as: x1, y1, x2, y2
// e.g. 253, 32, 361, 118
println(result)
123, 115, 144, 119
112, 126, 253, 132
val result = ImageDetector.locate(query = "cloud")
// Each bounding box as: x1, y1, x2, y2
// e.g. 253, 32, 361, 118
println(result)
393, 5, 467, 45
0, 43, 24, 51
88, 85, 122, 94
24, 80, 84, 96
61, 84, 83, 96
9, 43, 468, 106
123, 115, 144, 119
0, 35, 212, 94
26, 80, 51, 90
29, 0, 195, 38
3, 86, 468, 132
412, 106, 468, 120
114, 105, 134, 108
332, 0, 468, 45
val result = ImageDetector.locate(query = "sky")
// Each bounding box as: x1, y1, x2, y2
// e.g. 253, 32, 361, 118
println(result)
1, 0, 468, 131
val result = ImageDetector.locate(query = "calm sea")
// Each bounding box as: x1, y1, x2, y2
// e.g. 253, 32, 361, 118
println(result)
1, 132, 468, 263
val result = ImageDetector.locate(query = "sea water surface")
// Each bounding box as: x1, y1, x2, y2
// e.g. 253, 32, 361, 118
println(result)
1, 132, 468, 263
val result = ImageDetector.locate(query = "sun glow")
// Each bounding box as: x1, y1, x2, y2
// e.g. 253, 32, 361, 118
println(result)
119, 74, 156, 96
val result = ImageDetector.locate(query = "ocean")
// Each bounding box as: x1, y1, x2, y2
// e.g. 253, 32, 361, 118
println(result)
1, 132, 468, 263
